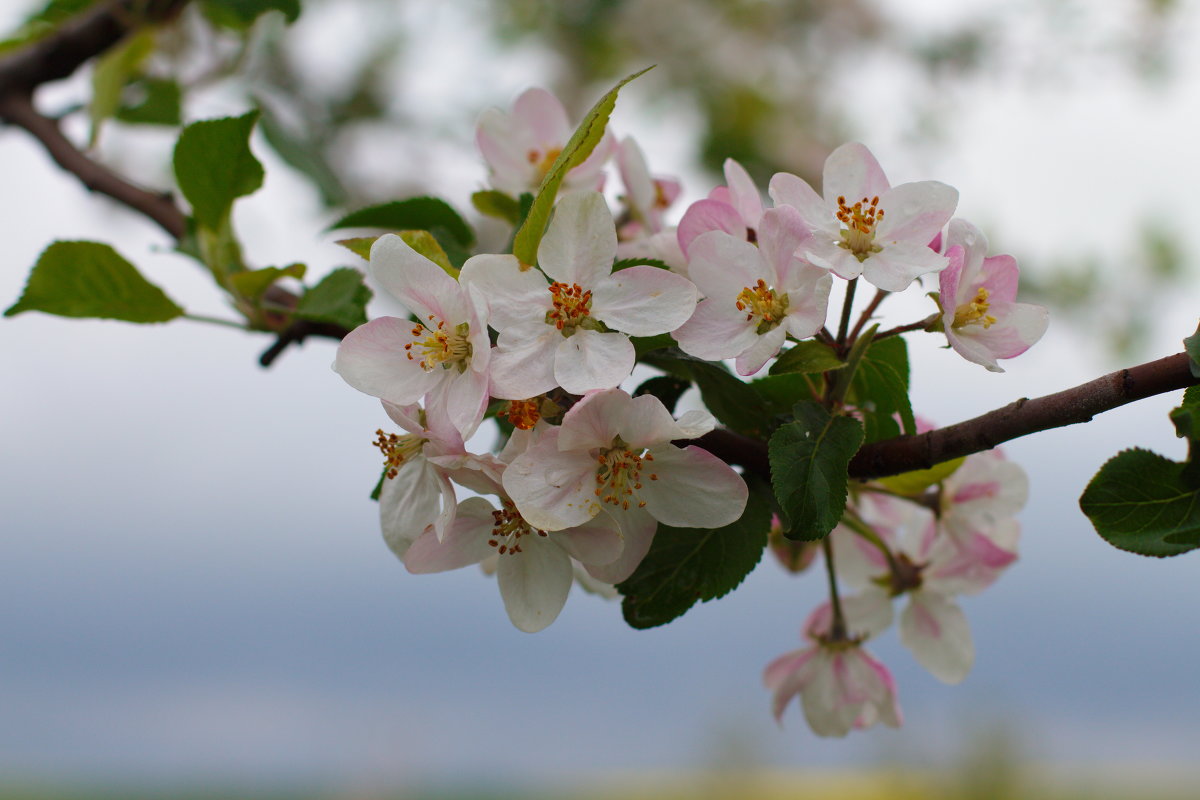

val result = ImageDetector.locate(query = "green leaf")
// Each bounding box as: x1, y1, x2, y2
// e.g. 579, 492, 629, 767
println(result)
633, 375, 691, 414
0, 0, 98, 53
612, 257, 672, 272
329, 197, 474, 247
512, 67, 652, 265
173, 111, 264, 230
334, 237, 377, 261
770, 402, 864, 540
1170, 385, 1200, 441
641, 350, 767, 437
1079, 448, 1200, 556
5, 240, 183, 322
89, 29, 154, 146
200, 0, 300, 28
471, 190, 521, 224
229, 263, 305, 301
769, 340, 846, 375
751, 372, 817, 420
1184, 320, 1200, 379
617, 488, 770, 629
115, 77, 182, 126
877, 457, 966, 496
850, 335, 916, 443
294, 267, 371, 330
631, 333, 675, 358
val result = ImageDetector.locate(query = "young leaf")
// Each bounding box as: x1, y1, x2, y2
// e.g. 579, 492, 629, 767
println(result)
1185, 320, 1200, 378
5, 240, 183, 323
228, 263, 306, 301
115, 77, 182, 126
200, 0, 301, 28
512, 67, 652, 265
89, 29, 154, 146
173, 111, 264, 230
769, 340, 846, 375
471, 190, 521, 224
617, 489, 770, 629
770, 402, 864, 540
294, 267, 371, 330
877, 457, 965, 496
1079, 448, 1200, 556
328, 197, 474, 247
850, 335, 916, 443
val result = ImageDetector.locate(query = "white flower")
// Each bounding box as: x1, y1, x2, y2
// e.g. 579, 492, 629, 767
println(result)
461, 191, 698, 398
769, 142, 958, 291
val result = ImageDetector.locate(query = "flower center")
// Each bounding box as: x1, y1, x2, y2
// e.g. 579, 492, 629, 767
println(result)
372, 429, 425, 479
488, 498, 548, 556
952, 287, 997, 329
404, 315, 472, 372
835, 195, 885, 261
593, 440, 658, 511
498, 397, 543, 430
735, 279, 790, 334
545, 282, 594, 336
527, 146, 562, 183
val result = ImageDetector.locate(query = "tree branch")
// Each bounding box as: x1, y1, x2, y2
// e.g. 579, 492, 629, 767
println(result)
692, 351, 1200, 482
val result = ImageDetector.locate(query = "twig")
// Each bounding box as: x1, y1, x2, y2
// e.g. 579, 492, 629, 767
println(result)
691, 352, 1200, 482
847, 287, 888, 344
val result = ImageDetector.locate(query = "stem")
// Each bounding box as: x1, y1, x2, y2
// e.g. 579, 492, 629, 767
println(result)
183, 313, 248, 330
835, 277, 858, 351
848, 287, 889, 344
821, 537, 848, 641
875, 314, 939, 341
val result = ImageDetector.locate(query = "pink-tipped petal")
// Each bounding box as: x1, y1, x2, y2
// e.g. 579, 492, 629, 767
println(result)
334, 317, 440, 404
899, 592, 974, 685
822, 143, 891, 208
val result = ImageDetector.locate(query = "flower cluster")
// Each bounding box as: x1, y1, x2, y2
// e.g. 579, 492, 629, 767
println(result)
333, 84, 1046, 733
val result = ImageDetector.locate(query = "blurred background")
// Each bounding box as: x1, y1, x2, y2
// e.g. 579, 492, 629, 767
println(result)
3, 0, 1200, 797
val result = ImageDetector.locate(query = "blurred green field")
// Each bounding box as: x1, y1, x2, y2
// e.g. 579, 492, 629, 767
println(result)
5, 767, 1200, 800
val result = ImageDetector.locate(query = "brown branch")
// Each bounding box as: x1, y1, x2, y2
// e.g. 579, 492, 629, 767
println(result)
691, 352, 1200, 482
0, 91, 187, 238
0, 0, 189, 97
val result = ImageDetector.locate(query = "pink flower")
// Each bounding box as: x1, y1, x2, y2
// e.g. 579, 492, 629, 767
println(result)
502, 388, 748, 583
769, 142, 958, 291
673, 206, 832, 375
614, 136, 686, 270
461, 191, 698, 398
475, 87, 614, 197
677, 158, 764, 258
764, 604, 902, 737
333, 235, 493, 438
939, 219, 1049, 372
940, 449, 1029, 543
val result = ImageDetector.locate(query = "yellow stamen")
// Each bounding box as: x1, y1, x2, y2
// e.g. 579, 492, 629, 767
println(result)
487, 498, 549, 556
953, 287, 997, 329
735, 278, 790, 334
545, 282, 593, 336
835, 194, 885, 261
404, 316, 472, 373
594, 440, 654, 510
372, 429, 425, 479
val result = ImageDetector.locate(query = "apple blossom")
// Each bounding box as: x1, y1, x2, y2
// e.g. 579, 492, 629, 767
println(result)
939, 218, 1050, 372
673, 206, 832, 375
461, 191, 698, 398
333, 234, 494, 437
614, 136, 686, 269
476, 87, 614, 198
502, 388, 748, 583
764, 603, 902, 736
677, 157, 764, 258
769, 142, 958, 291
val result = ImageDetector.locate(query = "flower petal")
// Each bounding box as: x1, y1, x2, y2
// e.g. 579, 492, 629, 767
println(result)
875, 180, 958, 246
379, 458, 448, 559
489, 322, 561, 400
334, 317, 439, 404
861, 240, 949, 292
504, 429, 602, 531
585, 507, 657, 584
899, 591, 974, 684
404, 496, 497, 573
723, 158, 764, 228
592, 266, 698, 336
769, 171, 837, 236
497, 535, 573, 632
684, 230, 770, 301
459, 253, 547, 331
677, 198, 748, 256
638, 444, 748, 528
557, 514, 624, 566
822, 143, 890, 207
538, 191, 617, 286
673, 297, 760, 363
369, 234, 467, 322
554, 329, 634, 395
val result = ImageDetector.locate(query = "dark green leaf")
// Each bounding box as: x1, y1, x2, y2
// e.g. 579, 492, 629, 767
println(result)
769, 340, 846, 375
173, 111, 263, 230
5, 240, 183, 322
116, 77, 182, 125
1079, 448, 1200, 556
1170, 385, 1200, 441
472, 190, 521, 224
770, 402, 864, 540
617, 488, 771, 629
229, 262, 305, 300
1185, 320, 1200, 379
631, 333, 675, 358
200, 0, 300, 28
751, 372, 816, 420
633, 375, 691, 414
850, 335, 915, 443
687, 360, 768, 438
294, 267, 371, 330
512, 67, 651, 265
612, 257, 672, 271
329, 198, 474, 247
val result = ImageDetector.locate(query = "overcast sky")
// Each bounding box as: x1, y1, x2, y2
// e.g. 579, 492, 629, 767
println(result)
3, 0, 1200, 791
